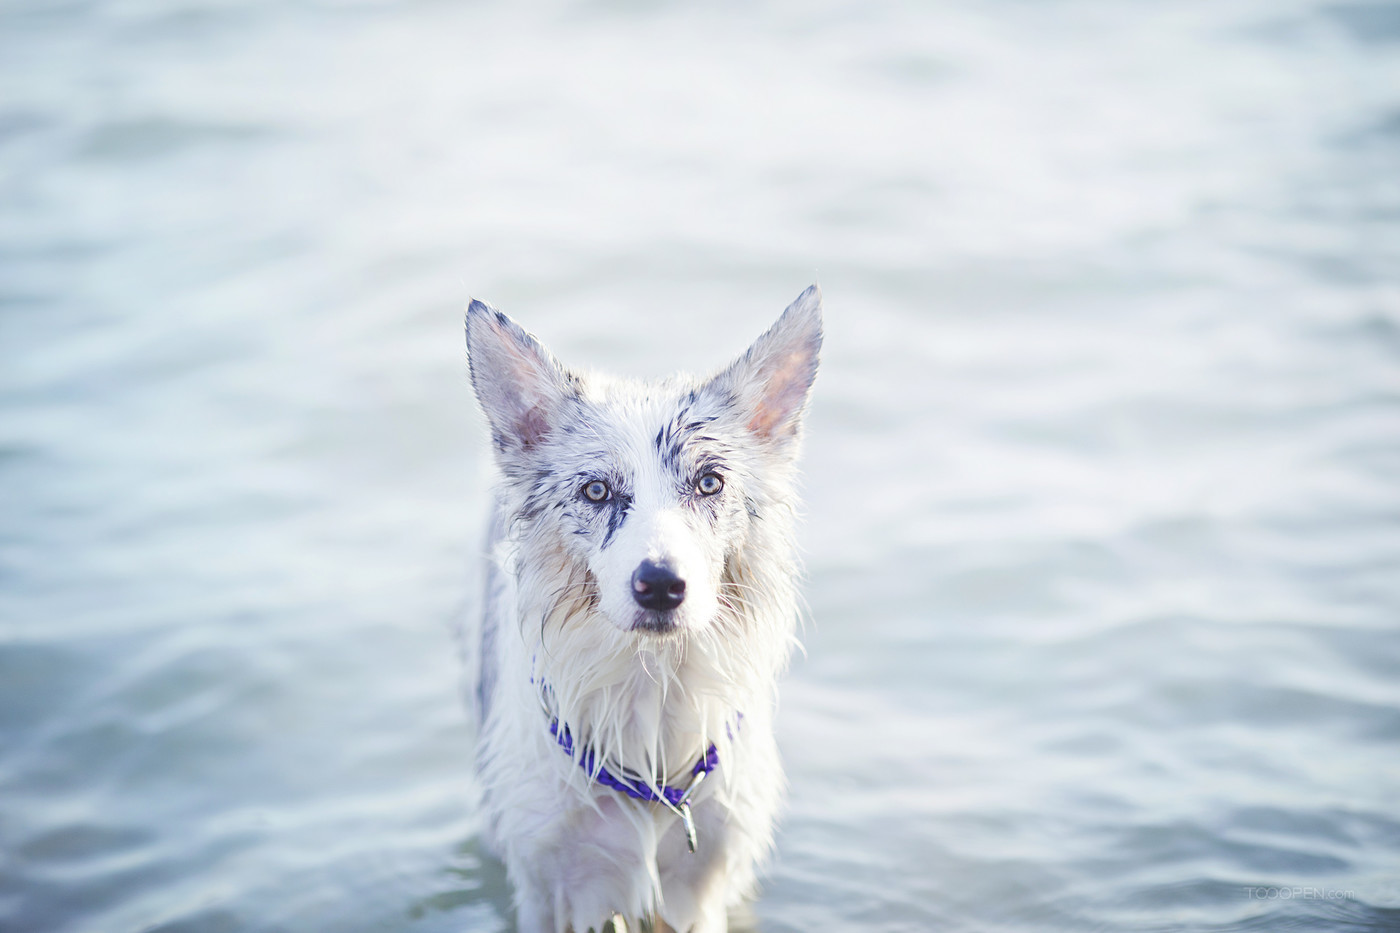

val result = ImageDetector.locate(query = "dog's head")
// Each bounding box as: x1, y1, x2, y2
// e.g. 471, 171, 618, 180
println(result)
466, 286, 822, 639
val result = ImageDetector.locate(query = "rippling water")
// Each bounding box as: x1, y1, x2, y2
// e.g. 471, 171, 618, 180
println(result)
3, 1, 1399, 930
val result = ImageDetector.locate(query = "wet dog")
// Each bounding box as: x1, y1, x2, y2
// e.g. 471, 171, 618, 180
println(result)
466, 286, 821, 932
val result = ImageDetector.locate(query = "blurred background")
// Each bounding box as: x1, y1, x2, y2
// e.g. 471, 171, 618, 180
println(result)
3, 0, 1399, 930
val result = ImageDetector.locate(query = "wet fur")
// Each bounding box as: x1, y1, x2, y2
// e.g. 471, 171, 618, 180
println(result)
465, 286, 822, 933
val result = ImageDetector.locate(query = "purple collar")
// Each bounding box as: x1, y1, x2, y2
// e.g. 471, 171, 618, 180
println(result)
548, 719, 718, 809
532, 664, 735, 853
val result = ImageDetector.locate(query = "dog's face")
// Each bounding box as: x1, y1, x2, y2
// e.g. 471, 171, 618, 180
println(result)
466, 287, 822, 638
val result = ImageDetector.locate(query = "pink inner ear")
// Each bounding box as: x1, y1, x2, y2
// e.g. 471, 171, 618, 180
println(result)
747, 349, 812, 439
489, 323, 558, 448
518, 405, 550, 448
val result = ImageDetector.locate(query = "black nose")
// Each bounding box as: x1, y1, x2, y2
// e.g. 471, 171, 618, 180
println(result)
631, 560, 686, 611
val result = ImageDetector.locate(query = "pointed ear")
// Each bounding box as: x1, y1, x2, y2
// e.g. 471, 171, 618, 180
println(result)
705, 284, 823, 447
465, 299, 576, 455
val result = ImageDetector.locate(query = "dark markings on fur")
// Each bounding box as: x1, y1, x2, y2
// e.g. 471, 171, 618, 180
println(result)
601, 495, 632, 548
745, 495, 760, 520
655, 409, 724, 478
654, 416, 684, 473
515, 469, 556, 524
695, 455, 726, 476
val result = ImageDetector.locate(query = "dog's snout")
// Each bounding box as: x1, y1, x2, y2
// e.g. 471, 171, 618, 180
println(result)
631, 560, 686, 611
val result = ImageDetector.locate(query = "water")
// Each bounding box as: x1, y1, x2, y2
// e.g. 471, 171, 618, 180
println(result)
3, 1, 1399, 930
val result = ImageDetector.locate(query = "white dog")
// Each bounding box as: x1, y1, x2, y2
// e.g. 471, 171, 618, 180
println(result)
465, 285, 821, 933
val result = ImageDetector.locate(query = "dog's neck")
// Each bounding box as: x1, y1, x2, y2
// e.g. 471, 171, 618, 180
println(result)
523, 574, 789, 778
529, 615, 744, 783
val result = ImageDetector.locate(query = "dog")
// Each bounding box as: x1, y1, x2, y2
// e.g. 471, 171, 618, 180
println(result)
464, 285, 821, 933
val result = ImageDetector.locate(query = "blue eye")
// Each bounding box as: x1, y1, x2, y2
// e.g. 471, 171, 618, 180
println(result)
583, 480, 610, 502
697, 473, 723, 496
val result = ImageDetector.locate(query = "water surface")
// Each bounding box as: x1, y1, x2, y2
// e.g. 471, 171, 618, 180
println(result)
2, 1, 1399, 930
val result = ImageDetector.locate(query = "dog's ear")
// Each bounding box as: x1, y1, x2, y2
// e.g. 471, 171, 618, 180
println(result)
705, 284, 823, 448
465, 300, 577, 456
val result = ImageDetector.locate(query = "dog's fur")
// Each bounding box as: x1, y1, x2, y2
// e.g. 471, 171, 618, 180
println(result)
465, 286, 821, 933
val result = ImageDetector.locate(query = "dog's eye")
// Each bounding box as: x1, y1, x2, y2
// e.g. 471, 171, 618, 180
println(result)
696, 473, 724, 496
582, 480, 610, 502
